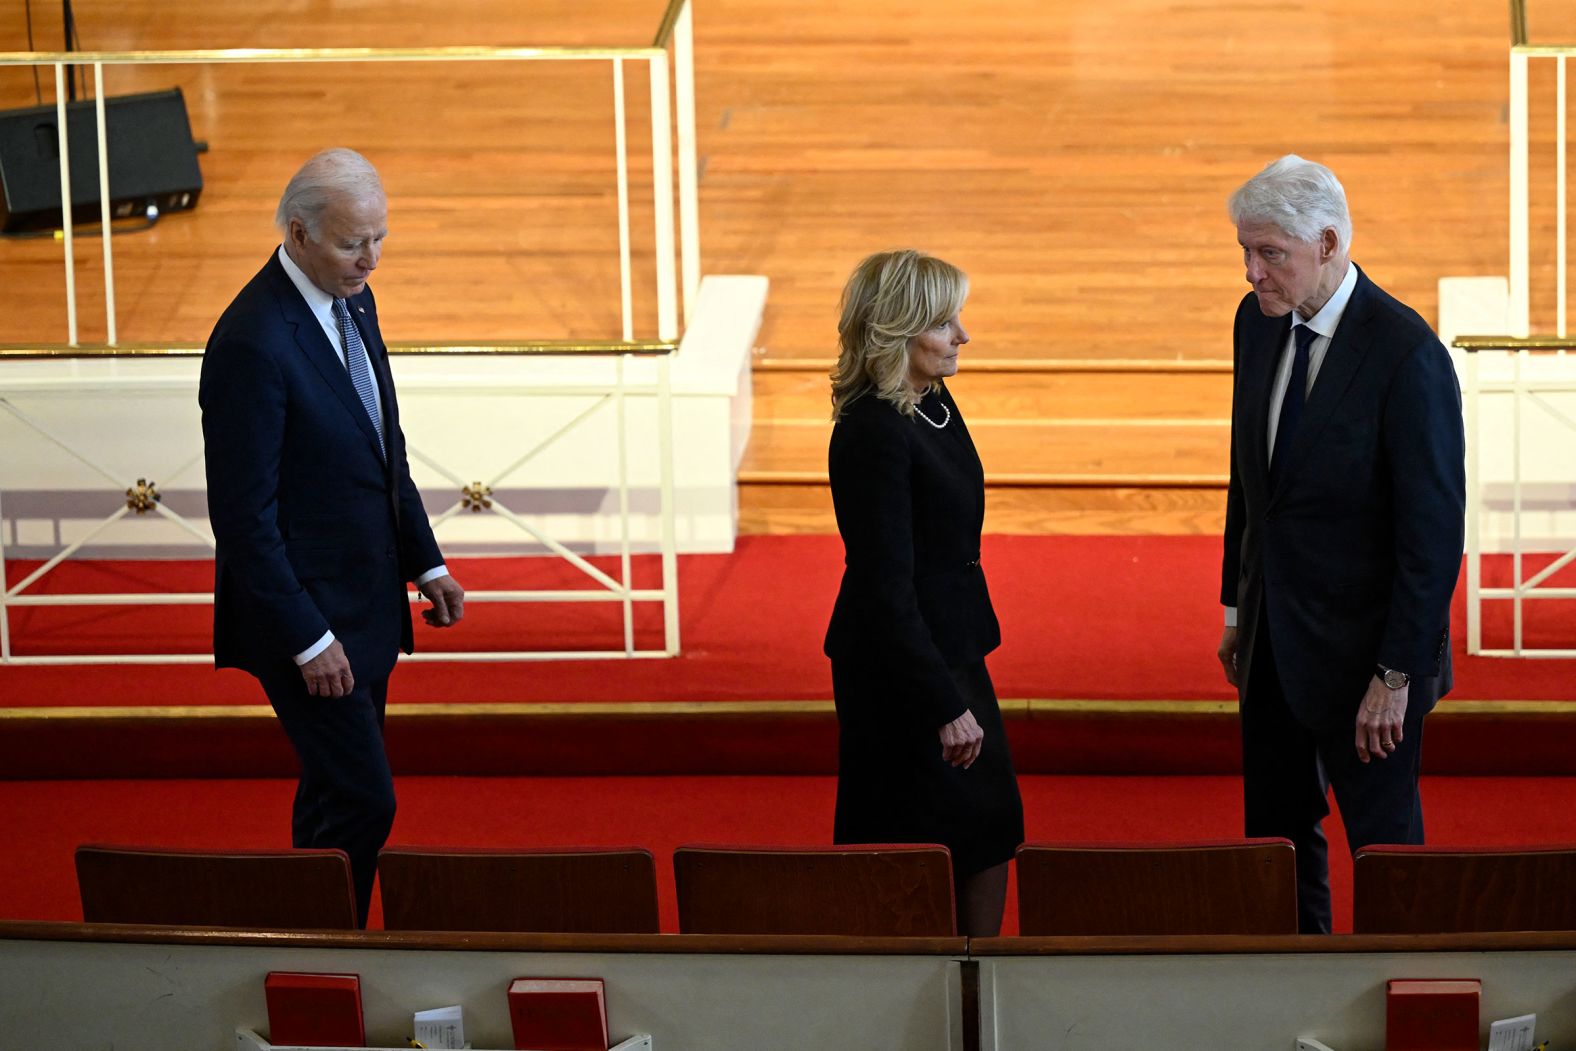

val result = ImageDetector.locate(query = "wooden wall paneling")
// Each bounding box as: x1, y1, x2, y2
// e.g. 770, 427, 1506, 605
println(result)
0, 0, 1518, 535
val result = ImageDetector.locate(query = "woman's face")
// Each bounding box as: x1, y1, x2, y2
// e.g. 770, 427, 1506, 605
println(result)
906, 312, 969, 390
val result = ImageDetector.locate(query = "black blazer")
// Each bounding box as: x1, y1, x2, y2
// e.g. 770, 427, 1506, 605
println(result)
824, 383, 1000, 728
1221, 266, 1466, 731
199, 253, 443, 680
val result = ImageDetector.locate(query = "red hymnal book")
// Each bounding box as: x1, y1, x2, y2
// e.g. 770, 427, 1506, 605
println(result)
264, 971, 366, 1048
1386, 978, 1480, 1051
508, 977, 608, 1051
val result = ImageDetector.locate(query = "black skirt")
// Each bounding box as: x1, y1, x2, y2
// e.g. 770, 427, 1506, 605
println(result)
831, 657, 1024, 879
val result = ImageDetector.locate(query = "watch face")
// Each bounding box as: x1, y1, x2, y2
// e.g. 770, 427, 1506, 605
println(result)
1384, 670, 1408, 688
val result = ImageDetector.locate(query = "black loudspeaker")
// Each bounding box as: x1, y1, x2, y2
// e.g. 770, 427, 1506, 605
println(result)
0, 87, 203, 233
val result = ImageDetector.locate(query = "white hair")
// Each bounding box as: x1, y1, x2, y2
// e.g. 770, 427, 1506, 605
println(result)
274, 148, 384, 238
1228, 154, 1352, 254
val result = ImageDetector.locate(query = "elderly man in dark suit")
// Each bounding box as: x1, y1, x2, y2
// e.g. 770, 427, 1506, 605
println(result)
200, 148, 464, 926
1216, 155, 1465, 934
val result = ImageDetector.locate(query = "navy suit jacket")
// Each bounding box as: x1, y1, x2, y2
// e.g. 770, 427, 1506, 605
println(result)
200, 252, 442, 681
1221, 266, 1465, 732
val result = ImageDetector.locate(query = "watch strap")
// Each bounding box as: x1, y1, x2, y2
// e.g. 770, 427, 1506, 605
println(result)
1376, 664, 1410, 689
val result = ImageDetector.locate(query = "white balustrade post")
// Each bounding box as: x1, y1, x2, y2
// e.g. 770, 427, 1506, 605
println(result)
94, 63, 118, 345
613, 59, 634, 342
649, 53, 679, 342
1512, 350, 1525, 654
616, 354, 635, 655
657, 353, 680, 654
674, 1, 701, 320
1510, 51, 1531, 337
0, 483, 10, 663
1464, 350, 1481, 654
1559, 58, 1569, 337
53, 63, 79, 346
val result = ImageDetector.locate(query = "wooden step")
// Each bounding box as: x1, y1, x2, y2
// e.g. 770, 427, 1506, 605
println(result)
739, 419, 1229, 484
751, 367, 1233, 423
739, 482, 1227, 536
742, 364, 1233, 534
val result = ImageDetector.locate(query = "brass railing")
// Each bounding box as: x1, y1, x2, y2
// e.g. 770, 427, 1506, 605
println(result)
0, 341, 678, 359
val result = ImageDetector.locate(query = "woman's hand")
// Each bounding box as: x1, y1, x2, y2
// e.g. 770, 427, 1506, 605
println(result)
939, 709, 984, 769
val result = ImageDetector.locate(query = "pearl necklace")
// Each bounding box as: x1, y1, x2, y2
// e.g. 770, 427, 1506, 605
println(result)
913, 397, 951, 429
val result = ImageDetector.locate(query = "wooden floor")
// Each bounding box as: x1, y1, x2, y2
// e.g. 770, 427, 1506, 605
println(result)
0, 0, 1520, 532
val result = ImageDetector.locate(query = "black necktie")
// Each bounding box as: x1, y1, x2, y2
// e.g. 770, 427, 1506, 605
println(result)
1270, 323, 1317, 481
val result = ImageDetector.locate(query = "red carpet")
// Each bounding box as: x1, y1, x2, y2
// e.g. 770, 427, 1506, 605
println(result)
4, 773, 1575, 935
3, 535, 1574, 707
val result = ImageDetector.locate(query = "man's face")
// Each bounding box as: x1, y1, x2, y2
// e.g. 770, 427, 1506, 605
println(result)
1237, 220, 1333, 318
288, 192, 388, 299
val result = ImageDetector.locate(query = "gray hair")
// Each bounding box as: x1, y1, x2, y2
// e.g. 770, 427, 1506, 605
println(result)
274, 148, 384, 239
1227, 154, 1352, 254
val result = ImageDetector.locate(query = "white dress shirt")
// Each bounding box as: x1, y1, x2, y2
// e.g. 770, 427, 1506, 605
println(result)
1224, 262, 1358, 629
276, 245, 385, 424
1264, 262, 1358, 463
276, 245, 447, 665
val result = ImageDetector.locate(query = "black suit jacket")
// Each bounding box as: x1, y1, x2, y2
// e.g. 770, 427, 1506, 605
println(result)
824, 383, 1000, 729
1221, 265, 1465, 731
199, 252, 443, 681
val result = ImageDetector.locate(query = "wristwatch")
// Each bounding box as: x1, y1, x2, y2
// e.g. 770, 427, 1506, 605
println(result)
1376, 664, 1410, 689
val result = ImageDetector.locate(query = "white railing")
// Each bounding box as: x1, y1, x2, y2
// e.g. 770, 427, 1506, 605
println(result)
1457, 2, 1576, 658
0, 1, 702, 664
1458, 336, 1576, 658
1508, 0, 1576, 340
0, 0, 701, 343
0, 347, 682, 665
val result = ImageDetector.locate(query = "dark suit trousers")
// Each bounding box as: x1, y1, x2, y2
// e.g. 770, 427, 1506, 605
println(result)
258, 664, 397, 929
1240, 610, 1425, 934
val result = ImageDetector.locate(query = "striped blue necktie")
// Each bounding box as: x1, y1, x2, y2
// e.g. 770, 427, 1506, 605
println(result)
333, 298, 385, 461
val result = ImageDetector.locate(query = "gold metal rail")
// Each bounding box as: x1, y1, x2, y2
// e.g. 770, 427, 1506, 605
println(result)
3, 697, 1564, 723
0, 341, 677, 359
1453, 336, 1576, 352
0, 45, 663, 65
1509, 0, 1576, 53
652, 0, 689, 47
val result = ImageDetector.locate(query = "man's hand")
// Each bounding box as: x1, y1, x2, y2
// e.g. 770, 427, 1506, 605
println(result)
1355, 675, 1408, 763
418, 573, 465, 627
301, 639, 354, 698
939, 709, 984, 769
1217, 626, 1240, 687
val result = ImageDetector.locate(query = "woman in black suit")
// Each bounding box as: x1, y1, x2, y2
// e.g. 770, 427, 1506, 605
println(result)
823, 249, 1024, 936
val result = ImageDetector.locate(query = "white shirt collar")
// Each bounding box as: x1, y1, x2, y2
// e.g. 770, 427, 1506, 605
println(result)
276, 244, 338, 326
1295, 261, 1358, 339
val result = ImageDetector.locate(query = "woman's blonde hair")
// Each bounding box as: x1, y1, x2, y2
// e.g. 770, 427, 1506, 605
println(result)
830, 249, 968, 421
